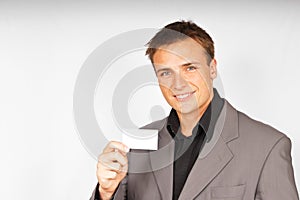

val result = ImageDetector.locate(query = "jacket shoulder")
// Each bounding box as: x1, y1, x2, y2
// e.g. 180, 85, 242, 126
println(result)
237, 110, 288, 144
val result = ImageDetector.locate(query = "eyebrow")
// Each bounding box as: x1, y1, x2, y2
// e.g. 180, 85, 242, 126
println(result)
155, 62, 200, 73
182, 62, 194, 67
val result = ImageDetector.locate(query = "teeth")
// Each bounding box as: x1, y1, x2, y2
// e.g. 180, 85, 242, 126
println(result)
176, 93, 190, 99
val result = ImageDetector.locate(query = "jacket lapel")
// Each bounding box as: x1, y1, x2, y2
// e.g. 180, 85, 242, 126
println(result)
149, 123, 174, 200
178, 137, 233, 199
179, 101, 239, 199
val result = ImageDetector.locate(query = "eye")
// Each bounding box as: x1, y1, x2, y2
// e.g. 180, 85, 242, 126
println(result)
160, 71, 171, 77
186, 66, 197, 71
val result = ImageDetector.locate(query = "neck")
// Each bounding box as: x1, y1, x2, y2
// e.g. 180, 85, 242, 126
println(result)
177, 95, 213, 137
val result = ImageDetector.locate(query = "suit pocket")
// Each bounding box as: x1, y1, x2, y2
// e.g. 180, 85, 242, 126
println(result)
211, 184, 245, 200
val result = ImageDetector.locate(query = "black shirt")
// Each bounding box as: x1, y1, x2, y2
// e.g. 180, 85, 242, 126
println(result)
167, 89, 224, 200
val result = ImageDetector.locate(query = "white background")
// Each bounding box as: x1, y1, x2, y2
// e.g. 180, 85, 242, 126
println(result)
1, 0, 299, 199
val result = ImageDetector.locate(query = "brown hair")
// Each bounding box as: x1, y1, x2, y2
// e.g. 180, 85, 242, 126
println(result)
145, 20, 215, 64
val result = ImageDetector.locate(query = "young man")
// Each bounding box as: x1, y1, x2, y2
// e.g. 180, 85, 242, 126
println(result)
91, 21, 299, 200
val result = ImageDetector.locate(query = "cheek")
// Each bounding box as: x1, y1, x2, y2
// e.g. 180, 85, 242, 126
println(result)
188, 71, 212, 90
159, 85, 176, 106
159, 85, 171, 97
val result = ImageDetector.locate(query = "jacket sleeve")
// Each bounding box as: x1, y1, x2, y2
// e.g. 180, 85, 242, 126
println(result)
89, 176, 128, 200
112, 175, 128, 199
89, 183, 100, 200
255, 136, 299, 200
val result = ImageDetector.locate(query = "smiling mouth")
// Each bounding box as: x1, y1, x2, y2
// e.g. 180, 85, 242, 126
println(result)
173, 91, 196, 101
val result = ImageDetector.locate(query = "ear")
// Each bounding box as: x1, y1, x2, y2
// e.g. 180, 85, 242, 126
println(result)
209, 58, 217, 79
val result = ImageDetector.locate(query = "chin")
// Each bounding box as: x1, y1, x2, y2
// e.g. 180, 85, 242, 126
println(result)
173, 104, 198, 115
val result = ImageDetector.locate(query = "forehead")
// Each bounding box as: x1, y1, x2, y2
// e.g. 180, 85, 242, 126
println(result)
152, 37, 207, 67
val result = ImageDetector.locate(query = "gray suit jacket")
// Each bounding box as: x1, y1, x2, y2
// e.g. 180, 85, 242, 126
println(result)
91, 101, 299, 200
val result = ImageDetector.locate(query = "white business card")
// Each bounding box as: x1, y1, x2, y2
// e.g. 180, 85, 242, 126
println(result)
122, 129, 158, 150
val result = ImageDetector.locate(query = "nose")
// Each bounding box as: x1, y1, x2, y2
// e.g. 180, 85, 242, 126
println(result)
173, 72, 187, 90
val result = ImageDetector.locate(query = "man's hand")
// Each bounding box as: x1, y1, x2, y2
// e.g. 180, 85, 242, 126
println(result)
97, 141, 129, 200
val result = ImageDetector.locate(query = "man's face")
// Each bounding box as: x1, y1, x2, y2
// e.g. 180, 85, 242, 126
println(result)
152, 38, 217, 116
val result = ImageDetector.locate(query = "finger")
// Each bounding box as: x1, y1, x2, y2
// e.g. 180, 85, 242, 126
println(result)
99, 151, 128, 166
100, 170, 117, 179
118, 162, 128, 173
103, 141, 129, 154
100, 179, 114, 190
98, 161, 121, 172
